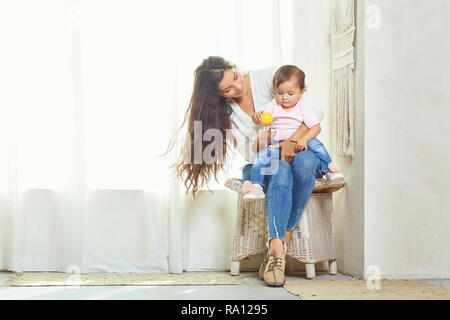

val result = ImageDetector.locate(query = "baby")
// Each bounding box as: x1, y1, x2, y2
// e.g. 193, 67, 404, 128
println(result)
242, 65, 343, 201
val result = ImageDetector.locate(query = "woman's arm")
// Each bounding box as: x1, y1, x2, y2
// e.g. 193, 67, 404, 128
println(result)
230, 120, 254, 163
289, 124, 309, 150
252, 128, 276, 153
268, 123, 310, 160
252, 137, 263, 153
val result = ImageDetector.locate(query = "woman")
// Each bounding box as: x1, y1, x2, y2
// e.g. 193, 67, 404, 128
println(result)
174, 56, 324, 287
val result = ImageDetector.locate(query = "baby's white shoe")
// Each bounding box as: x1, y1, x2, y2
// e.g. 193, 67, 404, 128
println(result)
243, 183, 265, 201
323, 162, 344, 183
328, 162, 341, 173
241, 180, 253, 194
325, 171, 345, 183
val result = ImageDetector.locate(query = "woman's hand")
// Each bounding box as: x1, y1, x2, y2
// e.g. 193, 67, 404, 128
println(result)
295, 139, 308, 153
269, 140, 298, 163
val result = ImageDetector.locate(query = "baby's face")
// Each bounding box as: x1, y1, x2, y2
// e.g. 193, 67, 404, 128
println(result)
275, 78, 304, 108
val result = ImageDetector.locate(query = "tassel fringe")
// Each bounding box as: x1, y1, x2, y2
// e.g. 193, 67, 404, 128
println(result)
330, 0, 355, 158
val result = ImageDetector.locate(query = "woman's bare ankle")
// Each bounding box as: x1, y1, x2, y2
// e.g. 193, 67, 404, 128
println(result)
269, 238, 285, 256
284, 230, 293, 246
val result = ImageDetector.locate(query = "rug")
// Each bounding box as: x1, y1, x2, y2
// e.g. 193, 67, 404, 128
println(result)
3, 272, 245, 287
284, 279, 450, 300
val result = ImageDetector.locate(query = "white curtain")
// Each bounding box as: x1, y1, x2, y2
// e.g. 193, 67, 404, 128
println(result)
0, 0, 294, 273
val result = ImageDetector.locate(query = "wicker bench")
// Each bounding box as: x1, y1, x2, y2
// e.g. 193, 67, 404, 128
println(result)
224, 178, 345, 279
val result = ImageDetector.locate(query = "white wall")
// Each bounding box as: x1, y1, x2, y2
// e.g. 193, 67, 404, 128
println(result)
333, 0, 365, 277
313, 0, 450, 279
293, 0, 333, 148
363, 0, 450, 279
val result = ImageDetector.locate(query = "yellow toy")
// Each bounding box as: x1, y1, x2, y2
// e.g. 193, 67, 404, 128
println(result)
260, 112, 274, 126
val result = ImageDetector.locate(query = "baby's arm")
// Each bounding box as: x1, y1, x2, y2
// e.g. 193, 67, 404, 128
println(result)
252, 101, 276, 125
295, 124, 321, 151
290, 123, 309, 142
251, 111, 265, 125
291, 100, 321, 151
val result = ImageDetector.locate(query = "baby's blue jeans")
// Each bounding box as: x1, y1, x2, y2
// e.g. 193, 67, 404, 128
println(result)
250, 138, 332, 189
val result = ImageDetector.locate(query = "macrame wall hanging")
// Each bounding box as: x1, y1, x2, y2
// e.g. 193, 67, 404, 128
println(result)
330, 0, 355, 158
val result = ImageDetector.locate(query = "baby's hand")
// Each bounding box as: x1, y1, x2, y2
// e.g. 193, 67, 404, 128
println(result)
252, 111, 265, 124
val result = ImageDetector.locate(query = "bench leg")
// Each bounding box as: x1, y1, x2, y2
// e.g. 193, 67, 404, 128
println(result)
230, 261, 240, 276
329, 259, 337, 275
305, 263, 316, 279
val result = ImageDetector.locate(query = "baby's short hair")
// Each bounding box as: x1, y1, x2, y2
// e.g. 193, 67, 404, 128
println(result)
273, 65, 306, 90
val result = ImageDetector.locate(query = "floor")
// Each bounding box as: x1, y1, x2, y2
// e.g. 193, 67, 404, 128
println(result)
0, 270, 449, 300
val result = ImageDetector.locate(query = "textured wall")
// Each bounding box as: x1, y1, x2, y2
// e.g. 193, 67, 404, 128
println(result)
364, 0, 450, 279
332, 0, 366, 278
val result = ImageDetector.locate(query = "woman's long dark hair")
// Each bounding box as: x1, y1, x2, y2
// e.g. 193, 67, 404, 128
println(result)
164, 56, 237, 198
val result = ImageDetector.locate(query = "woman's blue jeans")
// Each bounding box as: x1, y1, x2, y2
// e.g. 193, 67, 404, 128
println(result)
242, 150, 323, 249
250, 138, 332, 188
